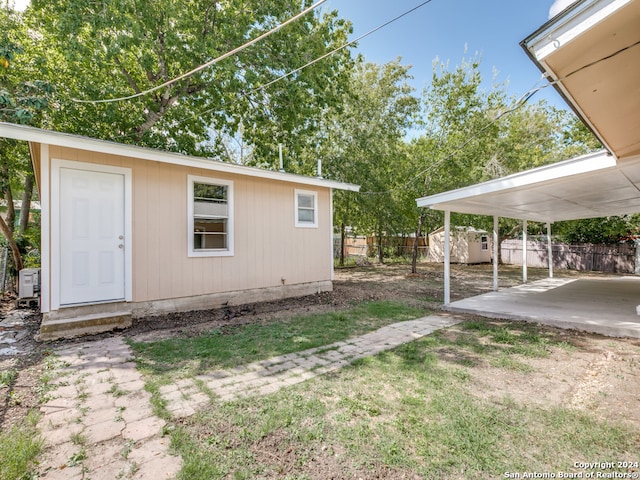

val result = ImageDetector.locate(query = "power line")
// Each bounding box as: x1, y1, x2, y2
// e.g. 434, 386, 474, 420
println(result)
251, 0, 434, 93
187, 0, 435, 123
71, 0, 328, 104
362, 38, 640, 196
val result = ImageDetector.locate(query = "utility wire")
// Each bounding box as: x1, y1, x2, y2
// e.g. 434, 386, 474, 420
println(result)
188, 0, 435, 122
251, 0, 434, 93
71, 0, 328, 104
361, 38, 640, 196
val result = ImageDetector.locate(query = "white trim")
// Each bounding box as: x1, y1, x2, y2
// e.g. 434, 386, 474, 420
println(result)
40, 144, 50, 313
294, 189, 318, 228
416, 150, 614, 208
547, 222, 554, 279
522, 220, 528, 284
330, 189, 334, 281
0, 123, 359, 192
187, 175, 234, 257
50, 159, 133, 310
444, 211, 451, 306
525, 0, 633, 61
493, 215, 499, 292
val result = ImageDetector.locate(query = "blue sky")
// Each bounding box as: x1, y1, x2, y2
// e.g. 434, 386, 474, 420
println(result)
321, 0, 569, 110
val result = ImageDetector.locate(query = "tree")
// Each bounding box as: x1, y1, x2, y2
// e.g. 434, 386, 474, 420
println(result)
28, 0, 355, 162
0, 5, 52, 276
554, 215, 640, 244
307, 59, 419, 263
407, 57, 580, 270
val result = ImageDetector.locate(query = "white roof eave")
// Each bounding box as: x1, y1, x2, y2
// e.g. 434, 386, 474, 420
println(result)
0, 122, 360, 192
524, 0, 633, 62
416, 150, 614, 208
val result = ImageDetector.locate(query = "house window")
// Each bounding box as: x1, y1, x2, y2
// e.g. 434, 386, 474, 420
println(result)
188, 176, 233, 257
295, 189, 318, 228
481, 235, 489, 251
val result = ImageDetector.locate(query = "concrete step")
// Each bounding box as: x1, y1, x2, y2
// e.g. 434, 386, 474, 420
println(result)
40, 311, 132, 341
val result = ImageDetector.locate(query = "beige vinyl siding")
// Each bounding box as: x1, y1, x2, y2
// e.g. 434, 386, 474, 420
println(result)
47, 146, 331, 303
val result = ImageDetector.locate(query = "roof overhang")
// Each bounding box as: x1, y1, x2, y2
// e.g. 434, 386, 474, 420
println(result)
0, 123, 360, 192
521, 0, 640, 160
416, 150, 640, 222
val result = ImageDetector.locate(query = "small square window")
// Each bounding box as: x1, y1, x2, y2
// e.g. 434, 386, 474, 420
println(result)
295, 189, 318, 228
188, 176, 234, 257
481, 235, 489, 251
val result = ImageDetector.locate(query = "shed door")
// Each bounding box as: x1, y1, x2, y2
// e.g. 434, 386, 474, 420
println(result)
59, 167, 125, 305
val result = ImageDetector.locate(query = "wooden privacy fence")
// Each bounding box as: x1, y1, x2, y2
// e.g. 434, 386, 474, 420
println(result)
501, 239, 637, 274
333, 235, 428, 258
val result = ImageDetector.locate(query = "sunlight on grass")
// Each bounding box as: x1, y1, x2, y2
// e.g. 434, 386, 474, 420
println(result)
129, 300, 429, 380
131, 311, 639, 479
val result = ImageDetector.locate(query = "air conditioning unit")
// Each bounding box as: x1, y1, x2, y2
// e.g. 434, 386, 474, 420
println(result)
18, 268, 40, 299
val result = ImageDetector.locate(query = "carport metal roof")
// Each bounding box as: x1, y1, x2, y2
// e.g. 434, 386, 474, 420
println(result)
416, 150, 640, 222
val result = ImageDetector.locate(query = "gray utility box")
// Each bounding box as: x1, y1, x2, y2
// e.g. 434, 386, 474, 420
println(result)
17, 268, 41, 308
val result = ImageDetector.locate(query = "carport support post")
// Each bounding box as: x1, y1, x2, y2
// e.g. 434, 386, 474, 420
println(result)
547, 222, 553, 278
493, 215, 499, 291
522, 220, 528, 284
444, 210, 451, 305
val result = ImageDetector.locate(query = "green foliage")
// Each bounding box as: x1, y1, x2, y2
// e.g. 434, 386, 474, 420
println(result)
0, 369, 18, 388
554, 215, 640, 244
309, 59, 420, 259
404, 56, 602, 244
0, 8, 52, 125
0, 411, 43, 480
28, 0, 355, 162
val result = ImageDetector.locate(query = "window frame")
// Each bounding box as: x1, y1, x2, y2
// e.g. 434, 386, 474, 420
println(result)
480, 235, 489, 251
187, 175, 234, 257
294, 189, 318, 228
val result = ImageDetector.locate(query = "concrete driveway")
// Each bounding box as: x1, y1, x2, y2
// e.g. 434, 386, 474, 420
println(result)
446, 276, 640, 338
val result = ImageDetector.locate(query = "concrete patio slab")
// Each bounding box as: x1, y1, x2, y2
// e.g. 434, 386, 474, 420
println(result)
447, 276, 640, 338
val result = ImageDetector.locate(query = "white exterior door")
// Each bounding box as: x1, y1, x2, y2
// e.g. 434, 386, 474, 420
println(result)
59, 167, 126, 305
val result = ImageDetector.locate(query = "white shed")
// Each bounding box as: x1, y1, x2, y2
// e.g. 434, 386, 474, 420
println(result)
428, 226, 491, 264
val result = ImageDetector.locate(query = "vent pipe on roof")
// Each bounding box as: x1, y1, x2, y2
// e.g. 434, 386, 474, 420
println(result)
278, 144, 285, 172
317, 158, 322, 178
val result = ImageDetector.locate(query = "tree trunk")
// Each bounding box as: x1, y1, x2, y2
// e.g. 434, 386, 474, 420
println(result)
18, 173, 33, 236
339, 223, 345, 267
411, 213, 425, 274
0, 214, 23, 275
377, 229, 384, 264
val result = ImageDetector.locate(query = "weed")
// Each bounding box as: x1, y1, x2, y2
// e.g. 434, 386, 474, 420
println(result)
0, 411, 43, 480
0, 370, 17, 388
70, 432, 86, 446
107, 385, 128, 398
121, 441, 134, 459
67, 449, 87, 467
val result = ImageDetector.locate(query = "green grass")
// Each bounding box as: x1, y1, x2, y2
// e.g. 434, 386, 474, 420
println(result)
0, 370, 17, 388
131, 310, 639, 479
129, 300, 429, 380
159, 330, 638, 480
0, 411, 43, 480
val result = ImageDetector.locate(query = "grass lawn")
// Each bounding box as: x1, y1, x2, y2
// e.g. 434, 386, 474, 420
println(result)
129, 300, 429, 382
129, 302, 639, 479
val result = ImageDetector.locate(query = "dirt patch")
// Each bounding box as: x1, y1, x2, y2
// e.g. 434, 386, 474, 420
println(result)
438, 321, 640, 430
